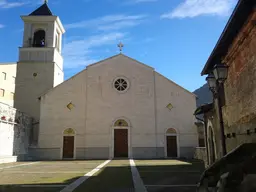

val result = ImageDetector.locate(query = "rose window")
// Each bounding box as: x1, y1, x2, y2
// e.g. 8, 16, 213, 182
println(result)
114, 78, 128, 92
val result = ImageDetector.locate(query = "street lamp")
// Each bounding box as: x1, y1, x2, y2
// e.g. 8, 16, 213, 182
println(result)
206, 63, 228, 156
213, 64, 229, 83
206, 73, 216, 94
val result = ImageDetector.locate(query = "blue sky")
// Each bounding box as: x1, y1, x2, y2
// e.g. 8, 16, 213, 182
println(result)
0, 0, 238, 92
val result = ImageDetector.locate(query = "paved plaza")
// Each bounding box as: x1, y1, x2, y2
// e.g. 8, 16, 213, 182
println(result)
0, 159, 204, 192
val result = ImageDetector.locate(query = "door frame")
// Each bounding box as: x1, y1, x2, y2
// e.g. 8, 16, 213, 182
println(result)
60, 129, 76, 160
164, 132, 180, 158
110, 127, 131, 159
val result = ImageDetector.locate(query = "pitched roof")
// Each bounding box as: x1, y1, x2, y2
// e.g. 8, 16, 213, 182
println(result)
29, 3, 53, 16
39, 53, 195, 98
201, 0, 256, 75
87, 53, 154, 70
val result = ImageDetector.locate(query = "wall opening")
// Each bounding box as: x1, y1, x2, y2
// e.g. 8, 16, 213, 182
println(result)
62, 128, 75, 159
113, 119, 128, 158
33, 30, 46, 47
166, 128, 178, 158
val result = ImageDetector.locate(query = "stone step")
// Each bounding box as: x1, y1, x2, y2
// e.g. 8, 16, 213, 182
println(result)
0, 156, 17, 164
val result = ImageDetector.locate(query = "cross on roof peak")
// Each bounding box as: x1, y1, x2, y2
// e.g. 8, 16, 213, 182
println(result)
117, 42, 124, 53
44, 0, 48, 4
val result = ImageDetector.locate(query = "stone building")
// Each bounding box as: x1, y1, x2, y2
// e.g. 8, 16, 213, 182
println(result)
0, 102, 32, 163
1, 2, 199, 160
0, 63, 16, 106
196, 0, 256, 165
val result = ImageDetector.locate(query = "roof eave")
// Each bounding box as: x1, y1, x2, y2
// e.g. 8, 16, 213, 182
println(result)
21, 15, 58, 22
201, 0, 244, 76
56, 17, 65, 33
194, 103, 214, 115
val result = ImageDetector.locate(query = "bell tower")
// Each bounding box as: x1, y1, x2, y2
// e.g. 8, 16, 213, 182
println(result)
14, 2, 65, 123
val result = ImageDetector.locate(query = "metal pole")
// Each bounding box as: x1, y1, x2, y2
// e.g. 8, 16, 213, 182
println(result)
216, 83, 227, 156
203, 114, 210, 166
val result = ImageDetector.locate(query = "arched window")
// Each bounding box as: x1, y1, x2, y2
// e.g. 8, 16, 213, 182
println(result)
33, 29, 46, 47
114, 119, 128, 127
166, 128, 177, 134
63, 128, 75, 135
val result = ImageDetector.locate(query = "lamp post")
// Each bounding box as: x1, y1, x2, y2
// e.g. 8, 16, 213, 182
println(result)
206, 64, 228, 156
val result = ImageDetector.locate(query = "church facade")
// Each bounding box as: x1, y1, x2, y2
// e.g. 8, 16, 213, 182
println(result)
13, 2, 198, 160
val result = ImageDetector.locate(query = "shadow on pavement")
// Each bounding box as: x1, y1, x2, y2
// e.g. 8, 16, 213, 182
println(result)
0, 176, 80, 192
0, 159, 205, 192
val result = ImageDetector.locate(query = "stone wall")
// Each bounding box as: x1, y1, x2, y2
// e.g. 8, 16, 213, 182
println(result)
197, 6, 256, 192
205, 110, 223, 160
195, 122, 205, 146
222, 11, 256, 152
194, 147, 207, 166
0, 102, 32, 161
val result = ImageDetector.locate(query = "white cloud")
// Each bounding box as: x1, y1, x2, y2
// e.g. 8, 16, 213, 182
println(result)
63, 32, 126, 69
0, 0, 48, 9
0, 0, 26, 8
161, 0, 237, 19
64, 14, 146, 70
0, 24, 4, 28
65, 14, 147, 31
0, 0, 43, 9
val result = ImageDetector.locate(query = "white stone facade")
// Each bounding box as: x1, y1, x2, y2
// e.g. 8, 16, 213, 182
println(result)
0, 63, 16, 106
36, 54, 198, 160
14, 15, 65, 121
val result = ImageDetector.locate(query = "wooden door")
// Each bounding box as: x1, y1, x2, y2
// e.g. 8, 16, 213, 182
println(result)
62, 136, 74, 159
167, 136, 177, 157
114, 129, 128, 158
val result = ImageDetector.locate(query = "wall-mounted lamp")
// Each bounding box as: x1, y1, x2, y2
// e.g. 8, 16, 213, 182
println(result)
206, 63, 229, 156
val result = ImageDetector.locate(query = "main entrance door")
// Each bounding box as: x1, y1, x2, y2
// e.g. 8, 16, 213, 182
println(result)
114, 129, 128, 158
62, 136, 74, 159
167, 136, 177, 157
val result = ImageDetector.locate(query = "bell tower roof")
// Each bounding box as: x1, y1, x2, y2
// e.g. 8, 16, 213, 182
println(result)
29, 2, 53, 16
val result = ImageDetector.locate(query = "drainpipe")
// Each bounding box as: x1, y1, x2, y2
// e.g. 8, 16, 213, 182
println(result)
211, 82, 227, 157
203, 114, 209, 166
215, 90, 227, 156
